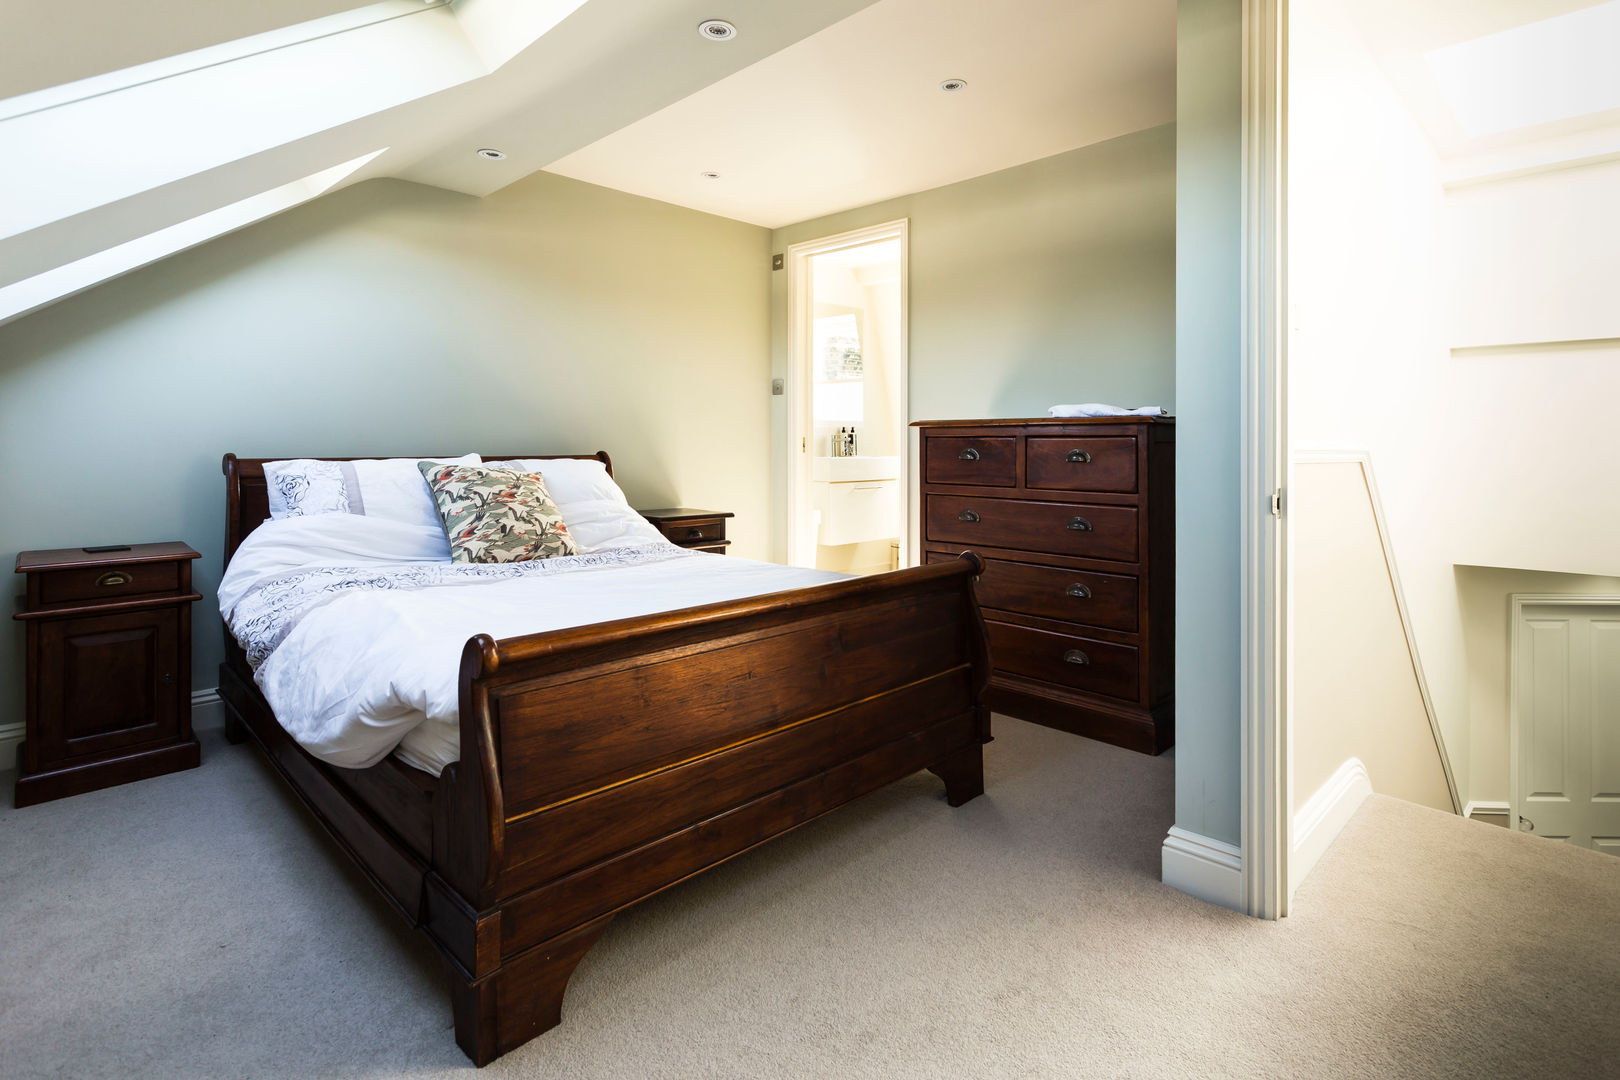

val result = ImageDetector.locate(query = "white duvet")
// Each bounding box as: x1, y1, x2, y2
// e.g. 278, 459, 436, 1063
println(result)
219, 514, 845, 775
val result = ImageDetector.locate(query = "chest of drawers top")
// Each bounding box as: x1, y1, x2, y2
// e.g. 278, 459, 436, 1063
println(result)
913, 416, 1172, 500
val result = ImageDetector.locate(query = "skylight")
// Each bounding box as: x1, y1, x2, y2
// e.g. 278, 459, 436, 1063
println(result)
1425, 2, 1620, 139
0, 151, 384, 326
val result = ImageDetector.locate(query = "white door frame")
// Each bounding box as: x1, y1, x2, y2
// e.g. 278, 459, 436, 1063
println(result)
1509, 594, 1620, 838
1240, 0, 1290, 919
784, 218, 911, 570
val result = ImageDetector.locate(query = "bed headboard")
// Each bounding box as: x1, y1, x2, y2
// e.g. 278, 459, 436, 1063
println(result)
220, 451, 615, 565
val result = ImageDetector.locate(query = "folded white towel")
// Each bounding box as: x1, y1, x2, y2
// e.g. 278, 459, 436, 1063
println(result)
1047, 403, 1169, 418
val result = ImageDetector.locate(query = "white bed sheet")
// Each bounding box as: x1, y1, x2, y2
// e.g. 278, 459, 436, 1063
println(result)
219, 514, 845, 775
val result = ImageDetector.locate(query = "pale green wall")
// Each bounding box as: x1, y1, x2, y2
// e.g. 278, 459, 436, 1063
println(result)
768, 125, 1177, 561
1174, 0, 1243, 847
0, 173, 772, 729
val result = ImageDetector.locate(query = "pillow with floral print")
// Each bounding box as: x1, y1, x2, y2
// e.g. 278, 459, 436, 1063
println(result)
417, 462, 579, 564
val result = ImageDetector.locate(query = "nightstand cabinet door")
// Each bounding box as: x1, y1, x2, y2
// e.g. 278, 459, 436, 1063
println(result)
32, 608, 182, 766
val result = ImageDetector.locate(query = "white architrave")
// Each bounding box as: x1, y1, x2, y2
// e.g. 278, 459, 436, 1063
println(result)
784, 219, 911, 569
1240, 0, 1290, 920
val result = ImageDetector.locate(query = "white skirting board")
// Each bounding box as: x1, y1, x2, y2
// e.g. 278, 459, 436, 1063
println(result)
2, 688, 226, 771
1289, 757, 1372, 895
191, 687, 226, 731
1161, 827, 1245, 912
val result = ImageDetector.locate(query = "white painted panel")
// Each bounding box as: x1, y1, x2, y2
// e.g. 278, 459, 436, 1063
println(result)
1527, 619, 1571, 799
1446, 158, 1620, 348
1590, 620, 1620, 799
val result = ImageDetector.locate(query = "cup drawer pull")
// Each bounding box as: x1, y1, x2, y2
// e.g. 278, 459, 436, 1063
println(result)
1064, 649, 1090, 665
685, 527, 704, 539
958, 509, 980, 523
1066, 583, 1092, 599
96, 571, 133, 588
957, 447, 981, 461
1066, 517, 1093, 532
1066, 449, 1092, 464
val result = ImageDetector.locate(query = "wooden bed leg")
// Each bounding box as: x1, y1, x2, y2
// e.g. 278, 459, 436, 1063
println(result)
928, 743, 984, 807
448, 915, 614, 1067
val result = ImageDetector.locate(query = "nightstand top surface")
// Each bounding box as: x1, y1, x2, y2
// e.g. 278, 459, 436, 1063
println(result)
638, 508, 735, 522
15, 541, 201, 574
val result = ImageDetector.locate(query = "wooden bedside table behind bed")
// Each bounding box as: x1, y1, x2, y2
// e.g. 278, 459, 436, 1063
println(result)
638, 507, 733, 553
216, 451, 991, 1066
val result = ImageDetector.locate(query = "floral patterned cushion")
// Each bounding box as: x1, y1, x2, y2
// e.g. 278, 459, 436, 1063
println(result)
417, 463, 579, 564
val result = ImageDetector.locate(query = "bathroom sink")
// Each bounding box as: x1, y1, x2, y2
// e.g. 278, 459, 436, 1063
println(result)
813, 455, 899, 483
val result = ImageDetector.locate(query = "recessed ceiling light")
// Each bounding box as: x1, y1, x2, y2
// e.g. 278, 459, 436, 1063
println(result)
939, 78, 968, 92
476, 148, 507, 160
698, 19, 737, 41
699, 171, 721, 180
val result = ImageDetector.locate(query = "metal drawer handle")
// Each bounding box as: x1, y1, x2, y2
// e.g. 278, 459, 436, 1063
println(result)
1066, 517, 1092, 532
1064, 649, 1090, 665
1067, 583, 1092, 599
1066, 449, 1092, 464
957, 447, 981, 461
957, 509, 980, 523
685, 527, 704, 539
96, 571, 132, 587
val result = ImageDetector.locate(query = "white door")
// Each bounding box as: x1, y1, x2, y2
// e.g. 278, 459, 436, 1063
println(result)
1512, 600, 1620, 855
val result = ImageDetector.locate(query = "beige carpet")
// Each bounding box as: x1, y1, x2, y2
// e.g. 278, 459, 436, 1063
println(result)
2, 717, 1616, 1079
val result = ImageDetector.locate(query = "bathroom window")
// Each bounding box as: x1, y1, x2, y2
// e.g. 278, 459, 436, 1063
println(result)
815, 313, 863, 380
813, 312, 863, 421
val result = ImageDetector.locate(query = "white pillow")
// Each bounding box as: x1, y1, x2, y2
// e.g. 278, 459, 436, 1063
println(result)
264, 459, 348, 519
264, 454, 481, 526
487, 457, 672, 553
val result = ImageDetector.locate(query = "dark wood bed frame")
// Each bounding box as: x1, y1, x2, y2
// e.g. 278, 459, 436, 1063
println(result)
217, 451, 991, 1066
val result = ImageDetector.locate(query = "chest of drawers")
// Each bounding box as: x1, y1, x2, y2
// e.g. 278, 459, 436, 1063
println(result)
915, 418, 1174, 754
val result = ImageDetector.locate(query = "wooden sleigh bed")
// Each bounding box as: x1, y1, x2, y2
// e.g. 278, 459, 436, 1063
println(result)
217, 451, 992, 1066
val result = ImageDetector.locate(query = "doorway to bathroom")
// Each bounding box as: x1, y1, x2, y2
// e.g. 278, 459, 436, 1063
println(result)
785, 220, 908, 573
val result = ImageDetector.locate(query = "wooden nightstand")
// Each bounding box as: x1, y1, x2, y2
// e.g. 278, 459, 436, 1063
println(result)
639, 508, 733, 554
12, 542, 203, 807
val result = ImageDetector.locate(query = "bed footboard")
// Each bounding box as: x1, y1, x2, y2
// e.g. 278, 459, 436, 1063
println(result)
429, 553, 990, 1065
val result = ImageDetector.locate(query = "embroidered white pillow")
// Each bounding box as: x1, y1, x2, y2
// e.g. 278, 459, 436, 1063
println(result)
264, 460, 350, 519
263, 454, 481, 524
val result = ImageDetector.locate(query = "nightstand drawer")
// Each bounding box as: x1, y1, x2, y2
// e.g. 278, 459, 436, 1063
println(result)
37, 560, 181, 606
664, 520, 726, 544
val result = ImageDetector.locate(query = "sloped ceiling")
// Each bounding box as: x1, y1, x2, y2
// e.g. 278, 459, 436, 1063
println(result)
0, 0, 882, 321
0, 0, 1176, 322
1343, 0, 1620, 177
2, 0, 386, 99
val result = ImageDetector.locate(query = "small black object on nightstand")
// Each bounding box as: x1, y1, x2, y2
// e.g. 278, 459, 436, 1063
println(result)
639, 508, 734, 554
12, 541, 203, 807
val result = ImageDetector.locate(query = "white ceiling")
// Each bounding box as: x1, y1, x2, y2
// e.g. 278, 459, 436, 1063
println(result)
541, 0, 1175, 229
